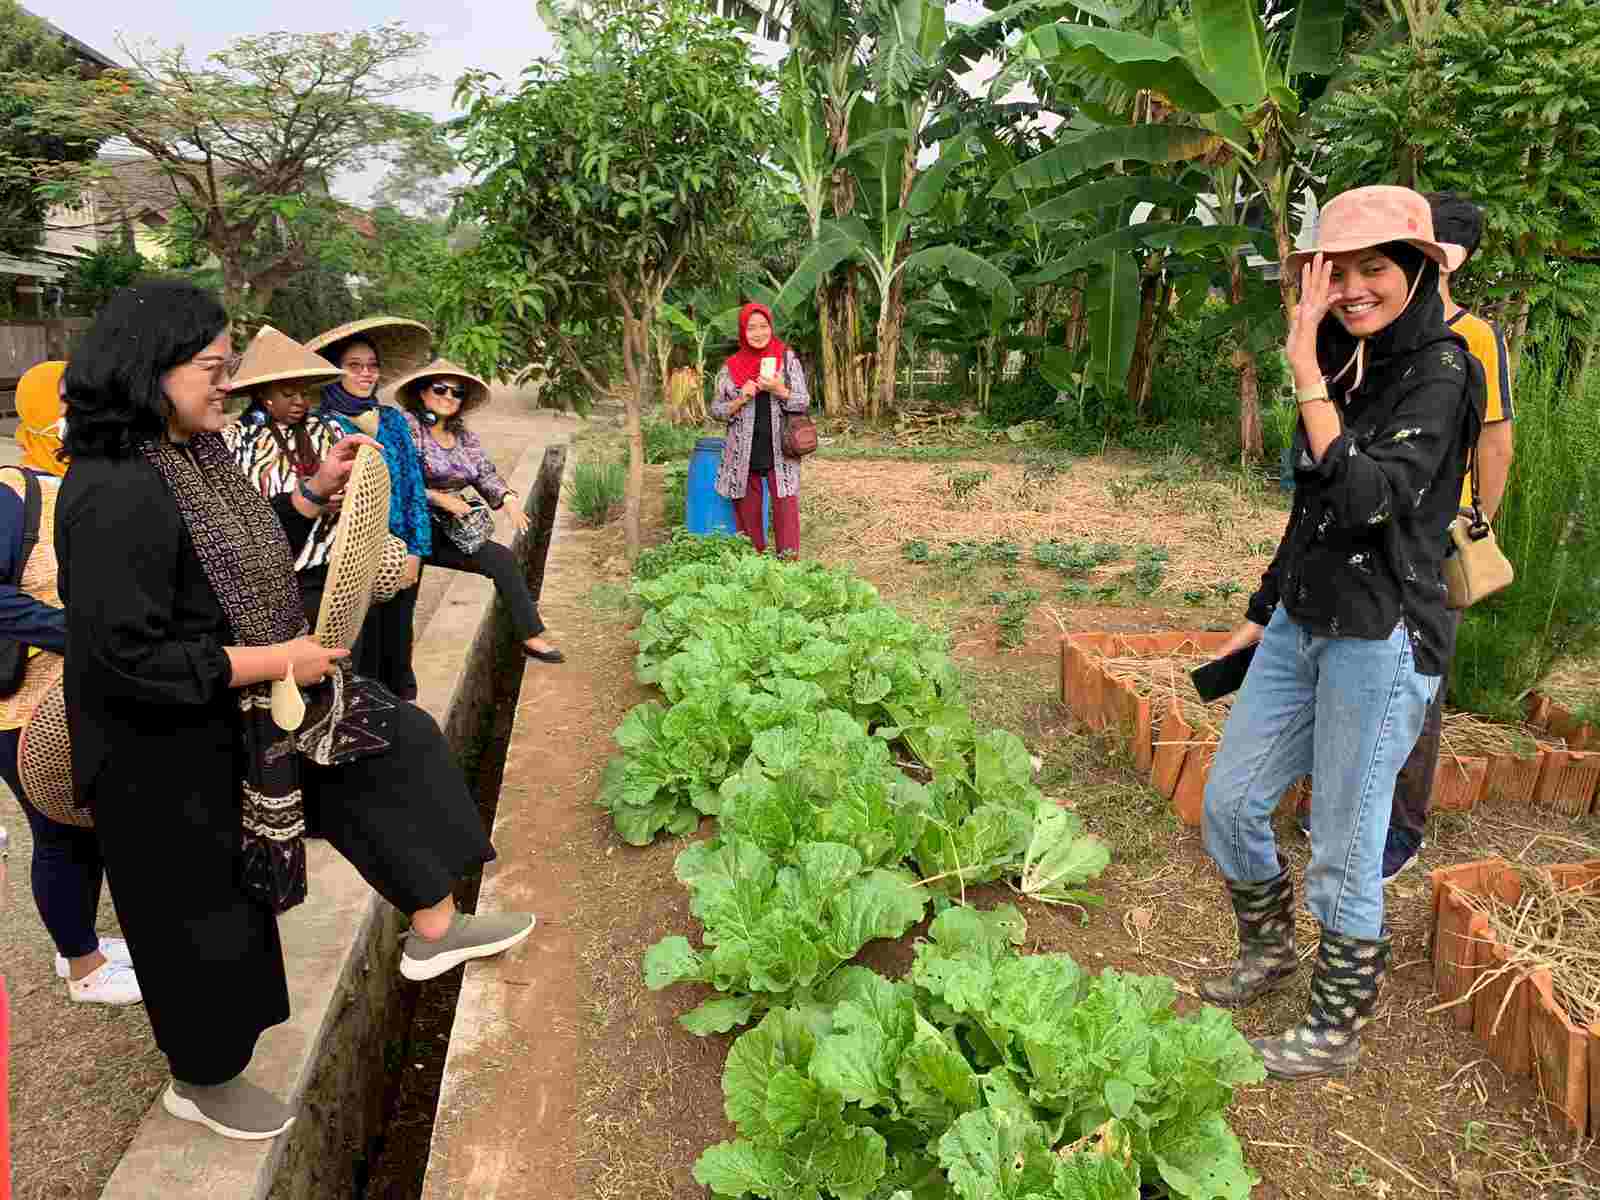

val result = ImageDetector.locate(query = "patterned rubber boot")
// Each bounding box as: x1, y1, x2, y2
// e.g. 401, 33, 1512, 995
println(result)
1199, 867, 1298, 1007
1252, 925, 1392, 1080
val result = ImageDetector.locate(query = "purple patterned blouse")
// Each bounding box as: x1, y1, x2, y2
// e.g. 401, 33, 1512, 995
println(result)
403, 413, 513, 509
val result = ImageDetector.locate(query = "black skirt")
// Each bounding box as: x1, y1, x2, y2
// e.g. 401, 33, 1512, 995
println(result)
92, 696, 492, 1086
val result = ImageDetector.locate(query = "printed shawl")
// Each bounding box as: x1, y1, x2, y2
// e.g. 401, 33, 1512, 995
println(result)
140, 433, 346, 912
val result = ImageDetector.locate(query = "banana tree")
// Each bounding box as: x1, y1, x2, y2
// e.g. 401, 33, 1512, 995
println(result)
774, 118, 1015, 420
994, 0, 1348, 452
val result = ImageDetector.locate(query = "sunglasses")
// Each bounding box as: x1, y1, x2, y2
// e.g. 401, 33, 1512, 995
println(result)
429, 382, 466, 400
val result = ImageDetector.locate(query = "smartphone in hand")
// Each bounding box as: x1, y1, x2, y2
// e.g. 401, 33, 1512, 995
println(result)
1191, 643, 1258, 703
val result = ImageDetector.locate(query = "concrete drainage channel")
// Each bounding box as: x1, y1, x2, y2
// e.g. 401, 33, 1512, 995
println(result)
97, 441, 567, 1200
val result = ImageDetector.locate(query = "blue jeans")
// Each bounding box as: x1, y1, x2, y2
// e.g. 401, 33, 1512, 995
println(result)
1202, 608, 1438, 938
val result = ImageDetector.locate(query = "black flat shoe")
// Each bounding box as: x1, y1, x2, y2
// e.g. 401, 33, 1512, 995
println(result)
524, 645, 565, 663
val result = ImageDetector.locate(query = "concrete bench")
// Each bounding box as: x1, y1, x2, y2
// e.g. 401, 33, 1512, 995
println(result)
98, 435, 565, 1200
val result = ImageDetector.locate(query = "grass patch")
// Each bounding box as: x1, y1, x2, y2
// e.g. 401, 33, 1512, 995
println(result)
585, 582, 636, 617
568, 456, 626, 524
1037, 735, 1179, 872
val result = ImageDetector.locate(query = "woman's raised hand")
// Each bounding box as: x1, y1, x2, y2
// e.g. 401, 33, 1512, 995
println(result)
310, 434, 381, 501
282, 636, 349, 687
758, 372, 788, 399
1286, 254, 1337, 380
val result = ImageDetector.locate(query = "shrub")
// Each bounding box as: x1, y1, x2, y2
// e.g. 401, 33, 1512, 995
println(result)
1452, 316, 1600, 714
568, 456, 626, 524
642, 419, 701, 465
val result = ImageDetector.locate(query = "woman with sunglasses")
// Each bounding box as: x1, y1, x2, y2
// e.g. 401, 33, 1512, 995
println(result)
308, 321, 434, 700
395, 361, 562, 663
58, 280, 534, 1140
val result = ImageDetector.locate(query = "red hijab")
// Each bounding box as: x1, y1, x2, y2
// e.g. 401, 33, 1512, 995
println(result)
726, 302, 788, 390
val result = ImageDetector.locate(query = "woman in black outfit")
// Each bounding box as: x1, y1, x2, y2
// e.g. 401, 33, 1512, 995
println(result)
58, 280, 535, 1141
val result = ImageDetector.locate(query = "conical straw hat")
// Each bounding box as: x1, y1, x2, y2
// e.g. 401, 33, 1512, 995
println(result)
231, 325, 344, 393
305, 317, 433, 377
388, 358, 493, 416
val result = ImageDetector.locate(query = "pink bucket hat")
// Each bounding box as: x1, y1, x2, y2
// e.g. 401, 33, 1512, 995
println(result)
1285, 185, 1468, 277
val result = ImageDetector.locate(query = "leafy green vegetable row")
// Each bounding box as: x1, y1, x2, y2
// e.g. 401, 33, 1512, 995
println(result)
601, 535, 1262, 1198
604, 536, 1107, 1032
694, 905, 1264, 1200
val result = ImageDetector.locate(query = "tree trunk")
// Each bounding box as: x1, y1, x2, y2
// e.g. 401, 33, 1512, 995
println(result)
619, 313, 646, 560
1066, 277, 1087, 351
1230, 256, 1264, 460
1124, 251, 1166, 417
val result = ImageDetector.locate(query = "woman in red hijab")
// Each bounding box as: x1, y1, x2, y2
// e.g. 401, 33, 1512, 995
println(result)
710, 303, 811, 557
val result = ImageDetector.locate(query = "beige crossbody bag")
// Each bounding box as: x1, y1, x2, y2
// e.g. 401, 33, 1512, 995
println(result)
1442, 443, 1514, 609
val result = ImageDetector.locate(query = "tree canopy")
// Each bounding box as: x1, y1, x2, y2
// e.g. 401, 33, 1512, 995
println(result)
19, 23, 439, 311
449, 0, 774, 557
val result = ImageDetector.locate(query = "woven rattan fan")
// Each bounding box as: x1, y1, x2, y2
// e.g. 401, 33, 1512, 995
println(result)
18, 678, 83, 827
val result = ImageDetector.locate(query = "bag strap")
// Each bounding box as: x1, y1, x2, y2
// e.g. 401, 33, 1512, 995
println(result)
1, 467, 42, 586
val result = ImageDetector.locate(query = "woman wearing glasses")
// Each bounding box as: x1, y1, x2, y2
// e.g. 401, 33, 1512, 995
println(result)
57, 281, 533, 1140
395, 361, 562, 663
307, 319, 434, 701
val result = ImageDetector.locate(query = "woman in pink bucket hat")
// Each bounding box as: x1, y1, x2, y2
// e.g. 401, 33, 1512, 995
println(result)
1197, 185, 1486, 1079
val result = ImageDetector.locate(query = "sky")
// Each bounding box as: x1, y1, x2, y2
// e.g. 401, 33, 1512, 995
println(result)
34, 0, 1004, 204
34, 0, 563, 203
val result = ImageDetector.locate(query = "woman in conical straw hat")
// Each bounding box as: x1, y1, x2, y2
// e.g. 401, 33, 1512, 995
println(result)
308, 317, 434, 700
57, 281, 534, 1141
1195, 185, 1485, 1080
2, 362, 142, 1006
223, 326, 347, 625
393, 359, 562, 663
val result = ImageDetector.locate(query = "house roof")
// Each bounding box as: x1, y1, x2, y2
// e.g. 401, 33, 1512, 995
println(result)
16, 5, 119, 71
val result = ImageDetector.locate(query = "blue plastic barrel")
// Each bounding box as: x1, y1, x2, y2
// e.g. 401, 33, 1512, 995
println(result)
686, 436, 770, 539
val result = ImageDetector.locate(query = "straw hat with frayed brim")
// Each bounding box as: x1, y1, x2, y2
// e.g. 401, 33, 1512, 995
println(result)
388, 359, 493, 416
305, 317, 434, 377
230, 325, 344, 393
1284, 186, 1468, 279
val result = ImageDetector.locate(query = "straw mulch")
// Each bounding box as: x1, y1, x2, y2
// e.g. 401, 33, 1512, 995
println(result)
1440, 711, 1565, 759
1097, 651, 1235, 738
808, 458, 1285, 594
1096, 650, 1568, 752
1455, 866, 1600, 1027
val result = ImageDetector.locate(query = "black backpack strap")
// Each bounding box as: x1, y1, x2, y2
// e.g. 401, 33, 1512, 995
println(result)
1, 468, 43, 586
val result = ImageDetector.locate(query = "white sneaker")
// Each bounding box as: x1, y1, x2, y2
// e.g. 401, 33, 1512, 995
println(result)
54, 936, 132, 979
67, 960, 142, 1005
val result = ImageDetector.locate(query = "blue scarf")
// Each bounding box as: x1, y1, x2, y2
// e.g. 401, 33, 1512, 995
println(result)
320, 380, 375, 419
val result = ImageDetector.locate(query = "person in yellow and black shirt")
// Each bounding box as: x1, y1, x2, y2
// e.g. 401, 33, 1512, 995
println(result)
1385, 193, 1513, 877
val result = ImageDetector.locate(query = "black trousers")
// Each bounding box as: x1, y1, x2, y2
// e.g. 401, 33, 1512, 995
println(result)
2, 726, 104, 959
1392, 609, 1462, 839
353, 581, 421, 701
426, 531, 544, 641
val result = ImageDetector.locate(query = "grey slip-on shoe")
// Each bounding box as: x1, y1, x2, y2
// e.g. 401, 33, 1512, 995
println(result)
164, 1077, 295, 1141
399, 911, 537, 982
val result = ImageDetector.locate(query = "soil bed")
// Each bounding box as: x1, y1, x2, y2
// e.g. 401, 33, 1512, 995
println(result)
558, 449, 1600, 1198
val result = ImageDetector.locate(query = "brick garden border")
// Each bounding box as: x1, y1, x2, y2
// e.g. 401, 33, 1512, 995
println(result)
1058, 634, 1600, 825
1430, 858, 1600, 1137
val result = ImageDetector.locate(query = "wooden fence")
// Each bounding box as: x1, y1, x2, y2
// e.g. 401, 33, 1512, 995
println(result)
0, 319, 91, 416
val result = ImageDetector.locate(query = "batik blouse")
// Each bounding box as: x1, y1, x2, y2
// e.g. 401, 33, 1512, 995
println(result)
402, 414, 513, 509
223, 413, 342, 572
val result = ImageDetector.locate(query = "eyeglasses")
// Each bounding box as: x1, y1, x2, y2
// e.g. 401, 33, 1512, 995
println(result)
191, 352, 242, 383
429, 382, 466, 400
344, 361, 381, 376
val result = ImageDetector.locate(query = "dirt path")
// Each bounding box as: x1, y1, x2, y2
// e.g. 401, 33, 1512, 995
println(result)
0, 389, 579, 1200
